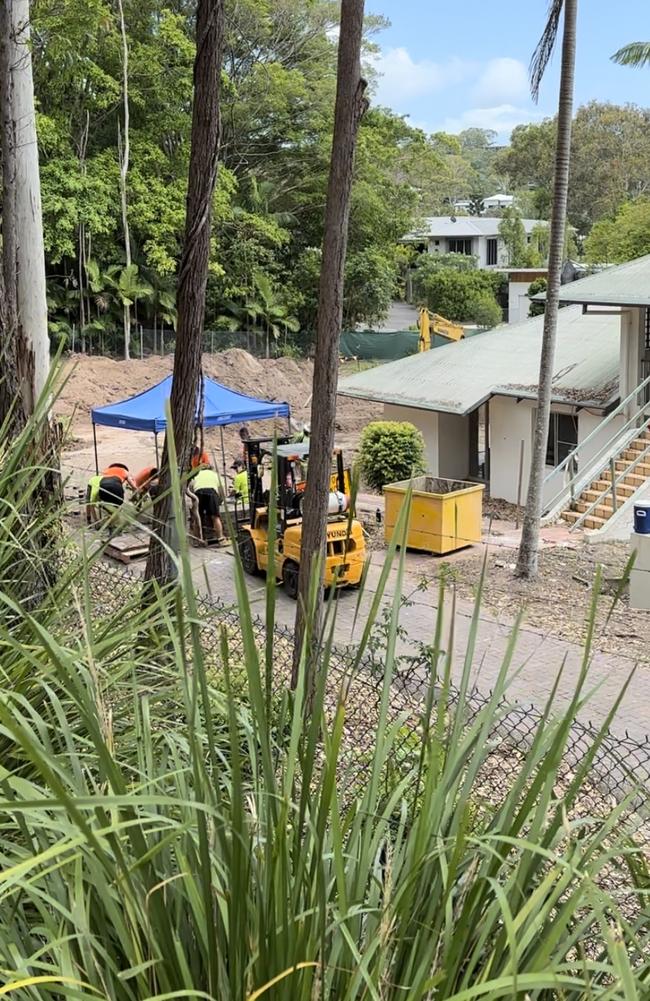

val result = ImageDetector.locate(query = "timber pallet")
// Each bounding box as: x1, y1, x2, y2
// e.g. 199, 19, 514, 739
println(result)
104, 532, 150, 564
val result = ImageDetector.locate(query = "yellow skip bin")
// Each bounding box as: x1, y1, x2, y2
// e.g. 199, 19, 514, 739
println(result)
383, 476, 485, 555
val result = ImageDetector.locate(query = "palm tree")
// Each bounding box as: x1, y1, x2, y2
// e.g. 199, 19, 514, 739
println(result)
515, 0, 578, 580
611, 42, 650, 67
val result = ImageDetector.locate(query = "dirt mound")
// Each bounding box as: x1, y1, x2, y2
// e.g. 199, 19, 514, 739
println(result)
56, 349, 381, 459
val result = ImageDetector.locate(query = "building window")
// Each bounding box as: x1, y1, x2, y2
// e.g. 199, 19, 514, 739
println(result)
545, 412, 578, 466
486, 238, 497, 266
448, 238, 473, 255
645, 308, 650, 351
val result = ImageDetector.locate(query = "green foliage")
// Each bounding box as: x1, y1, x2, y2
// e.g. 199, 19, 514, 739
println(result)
528, 277, 547, 316
499, 206, 528, 266
584, 197, 650, 263
343, 247, 397, 328
498, 101, 650, 233
416, 267, 504, 325
468, 289, 503, 328
359, 420, 425, 490
0, 400, 649, 999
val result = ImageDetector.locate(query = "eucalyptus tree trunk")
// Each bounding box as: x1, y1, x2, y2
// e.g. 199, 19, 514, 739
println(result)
145, 0, 225, 586
292, 0, 368, 689
516, 0, 578, 579
116, 0, 132, 360
0, 0, 49, 429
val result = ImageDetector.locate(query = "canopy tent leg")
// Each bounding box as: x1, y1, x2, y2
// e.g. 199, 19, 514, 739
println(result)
154, 432, 160, 466
93, 423, 99, 474
219, 426, 228, 486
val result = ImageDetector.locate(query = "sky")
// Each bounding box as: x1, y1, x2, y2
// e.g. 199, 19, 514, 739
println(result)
367, 0, 649, 142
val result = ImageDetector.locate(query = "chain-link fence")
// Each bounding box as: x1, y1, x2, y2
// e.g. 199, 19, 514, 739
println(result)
65, 328, 311, 360
85, 559, 650, 815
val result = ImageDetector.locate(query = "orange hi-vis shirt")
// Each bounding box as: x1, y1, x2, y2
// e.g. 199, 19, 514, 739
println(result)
102, 465, 130, 482
133, 466, 157, 488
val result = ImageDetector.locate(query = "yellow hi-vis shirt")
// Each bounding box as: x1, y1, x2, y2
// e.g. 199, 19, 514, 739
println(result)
233, 469, 249, 503
192, 468, 224, 496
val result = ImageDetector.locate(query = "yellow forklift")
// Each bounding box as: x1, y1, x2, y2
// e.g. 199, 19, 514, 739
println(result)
236, 437, 366, 598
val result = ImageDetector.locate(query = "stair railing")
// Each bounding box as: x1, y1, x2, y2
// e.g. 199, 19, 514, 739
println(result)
568, 439, 650, 531
542, 372, 650, 521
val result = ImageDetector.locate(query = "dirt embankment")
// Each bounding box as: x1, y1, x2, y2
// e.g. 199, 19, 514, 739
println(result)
56, 350, 381, 483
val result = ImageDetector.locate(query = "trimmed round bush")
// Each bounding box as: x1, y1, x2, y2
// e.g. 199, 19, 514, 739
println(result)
359, 421, 425, 492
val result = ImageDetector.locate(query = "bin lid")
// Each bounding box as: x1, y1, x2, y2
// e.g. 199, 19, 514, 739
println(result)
634, 502, 650, 512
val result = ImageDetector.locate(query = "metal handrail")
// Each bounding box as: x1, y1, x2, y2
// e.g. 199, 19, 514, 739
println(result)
543, 401, 650, 518
569, 439, 650, 531
543, 371, 650, 486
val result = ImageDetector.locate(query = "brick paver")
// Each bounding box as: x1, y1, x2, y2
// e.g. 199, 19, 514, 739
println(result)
193, 546, 648, 743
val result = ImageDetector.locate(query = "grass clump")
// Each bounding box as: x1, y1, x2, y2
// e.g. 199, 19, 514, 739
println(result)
0, 402, 648, 1000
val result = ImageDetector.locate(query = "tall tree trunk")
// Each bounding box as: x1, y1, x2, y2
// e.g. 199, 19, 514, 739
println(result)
12, 0, 50, 412
116, 0, 131, 361
291, 0, 368, 689
516, 0, 578, 579
145, 0, 225, 586
0, 0, 21, 434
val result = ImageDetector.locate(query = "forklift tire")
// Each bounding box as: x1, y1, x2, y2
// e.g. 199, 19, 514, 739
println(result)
239, 534, 260, 577
282, 560, 300, 600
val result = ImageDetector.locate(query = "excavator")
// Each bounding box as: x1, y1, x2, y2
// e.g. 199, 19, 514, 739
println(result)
236, 437, 366, 598
418, 307, 464, 351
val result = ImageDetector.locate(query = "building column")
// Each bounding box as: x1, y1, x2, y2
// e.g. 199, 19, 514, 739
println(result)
619, 308, 644, 419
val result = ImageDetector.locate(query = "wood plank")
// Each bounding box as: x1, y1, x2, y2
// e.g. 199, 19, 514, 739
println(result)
104, 532, 149, 564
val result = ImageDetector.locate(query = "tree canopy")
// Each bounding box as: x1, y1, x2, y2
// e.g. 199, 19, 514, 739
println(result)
497, 101, 650, 235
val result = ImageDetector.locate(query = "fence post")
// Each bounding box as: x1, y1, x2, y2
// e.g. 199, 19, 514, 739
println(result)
516, 439, 525, 527
610, 457, 617, 512
140, 324, 144, 360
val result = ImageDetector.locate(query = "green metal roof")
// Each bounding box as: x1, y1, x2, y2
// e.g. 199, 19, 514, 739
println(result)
533, 254, 650, 307
337, 306, 620, 416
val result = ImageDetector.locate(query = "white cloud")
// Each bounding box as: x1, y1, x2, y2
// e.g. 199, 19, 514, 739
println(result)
371, 47, 475, 106
470, 57, 530, 105
441, 104, 545, 140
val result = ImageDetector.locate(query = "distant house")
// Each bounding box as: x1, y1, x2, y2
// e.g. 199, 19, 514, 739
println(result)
454, 193, 515, 213
403, 215, 544, 269
339, 254, 650, 537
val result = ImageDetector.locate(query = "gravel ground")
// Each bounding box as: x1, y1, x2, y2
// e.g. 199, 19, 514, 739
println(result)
420, 541, 649, 662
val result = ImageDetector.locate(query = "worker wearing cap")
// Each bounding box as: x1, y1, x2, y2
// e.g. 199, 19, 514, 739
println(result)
230, 458, 249, 506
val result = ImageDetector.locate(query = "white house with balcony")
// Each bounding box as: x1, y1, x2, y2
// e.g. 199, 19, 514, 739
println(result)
453, 192, 515, 213
403, 215, 544, 269
338, 254, 650, 538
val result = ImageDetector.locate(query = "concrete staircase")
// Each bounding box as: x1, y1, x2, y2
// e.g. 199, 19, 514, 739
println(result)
562, 425, 650, 530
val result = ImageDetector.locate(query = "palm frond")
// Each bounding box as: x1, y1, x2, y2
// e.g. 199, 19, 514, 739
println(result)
530, 0, 565, 102
611, 41, 650, 67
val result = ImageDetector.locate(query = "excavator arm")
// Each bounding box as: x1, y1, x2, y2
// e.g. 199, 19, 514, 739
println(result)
418, 307, 464, 350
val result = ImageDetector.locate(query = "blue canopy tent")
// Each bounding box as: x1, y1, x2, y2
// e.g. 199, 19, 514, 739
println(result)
91, 374, 291, 475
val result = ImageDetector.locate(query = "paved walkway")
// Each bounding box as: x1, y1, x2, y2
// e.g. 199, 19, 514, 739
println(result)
192, 546, 647, 743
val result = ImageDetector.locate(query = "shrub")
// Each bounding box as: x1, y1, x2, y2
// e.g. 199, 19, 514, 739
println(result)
359, 420, 425, 490
467, 289, 503, 328
528, 276, 547, 316
416, 266, 504, 324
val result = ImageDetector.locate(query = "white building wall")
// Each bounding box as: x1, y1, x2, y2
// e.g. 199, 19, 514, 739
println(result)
437, 412, 470, 480
475, 236, 487, 268
619, 308, 644, 415
489, 396, 534, 504
508, 280, 532, 324
383, 404, 439, 474
578, 412, 625, 471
